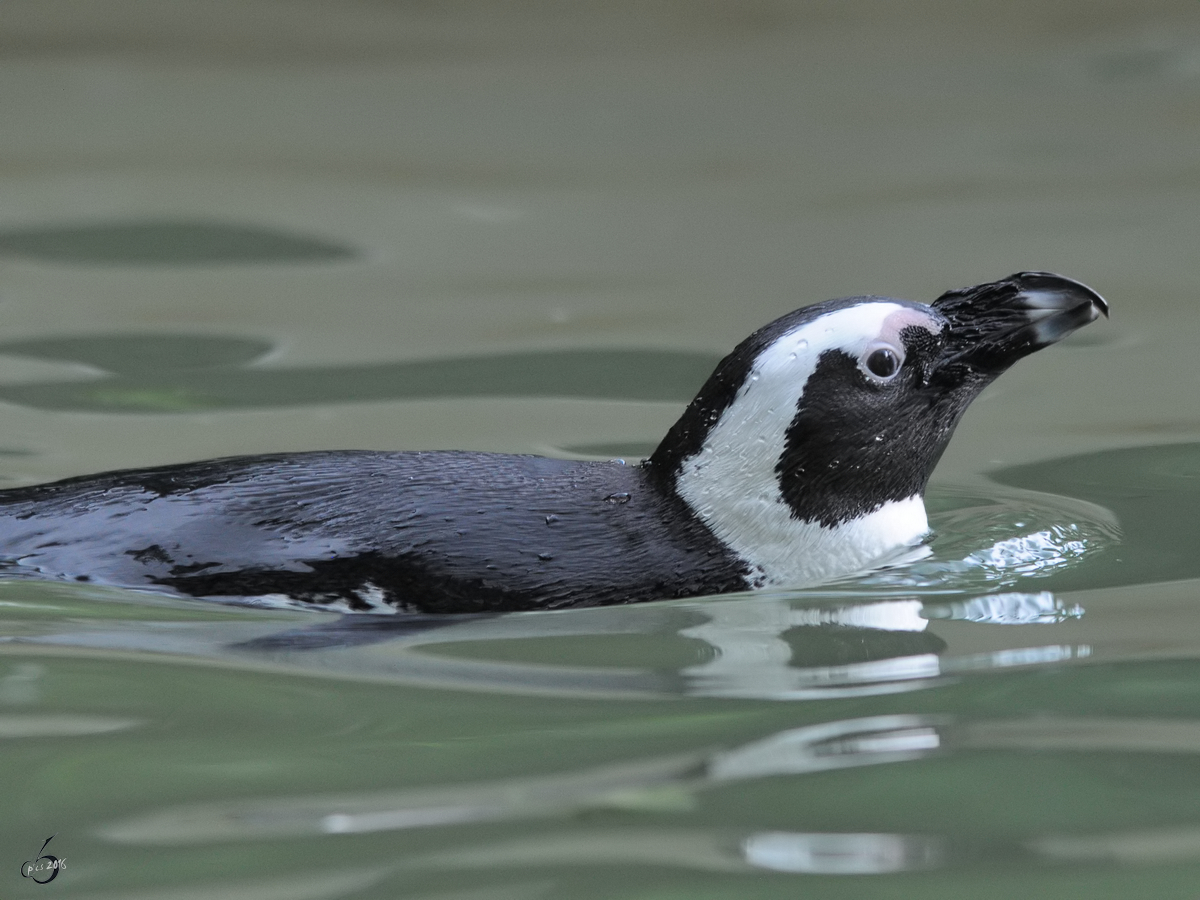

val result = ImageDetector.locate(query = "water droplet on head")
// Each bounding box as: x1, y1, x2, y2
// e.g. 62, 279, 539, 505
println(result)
605, 492, 631, 504
544, 514, 560, 526
797, 340, 808, 350
537, 552, 554, 561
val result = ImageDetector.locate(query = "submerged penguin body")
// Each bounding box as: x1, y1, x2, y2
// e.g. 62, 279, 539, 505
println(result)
0, 451, 747, 612
0, 272, 1107, 612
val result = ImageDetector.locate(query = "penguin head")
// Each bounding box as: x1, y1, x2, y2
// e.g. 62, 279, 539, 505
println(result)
647, 271, 1107, 587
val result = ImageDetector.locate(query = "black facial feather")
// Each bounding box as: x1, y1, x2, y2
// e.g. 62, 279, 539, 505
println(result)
930, 277, 1033, 379
776, 325, 967, 528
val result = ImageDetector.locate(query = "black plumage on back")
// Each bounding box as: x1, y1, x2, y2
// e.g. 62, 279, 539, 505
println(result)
0, 451, 747, 612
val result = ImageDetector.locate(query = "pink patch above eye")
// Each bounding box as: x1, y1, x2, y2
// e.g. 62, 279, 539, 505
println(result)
880, 307, 943, 344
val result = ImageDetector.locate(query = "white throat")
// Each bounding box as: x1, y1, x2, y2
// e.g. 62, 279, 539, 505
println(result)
674, 303, 933, 588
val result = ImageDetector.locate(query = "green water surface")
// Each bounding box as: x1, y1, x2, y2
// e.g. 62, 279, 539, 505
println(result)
4, 2, 1200, 899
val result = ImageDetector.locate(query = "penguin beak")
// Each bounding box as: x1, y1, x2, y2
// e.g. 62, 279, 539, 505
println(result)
930, 271, 1108, 380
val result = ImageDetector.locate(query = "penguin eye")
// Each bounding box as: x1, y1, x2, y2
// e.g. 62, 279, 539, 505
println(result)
867, 348, 899, 377
860, 343, 904, 382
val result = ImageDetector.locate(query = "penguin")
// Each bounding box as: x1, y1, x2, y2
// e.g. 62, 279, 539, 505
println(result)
0, 272, 1106, 614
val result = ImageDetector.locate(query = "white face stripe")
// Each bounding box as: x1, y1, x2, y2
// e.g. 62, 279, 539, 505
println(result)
675, 302, 939, 587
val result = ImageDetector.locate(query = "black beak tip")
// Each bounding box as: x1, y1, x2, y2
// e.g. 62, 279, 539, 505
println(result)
1012, 270, 1109, 320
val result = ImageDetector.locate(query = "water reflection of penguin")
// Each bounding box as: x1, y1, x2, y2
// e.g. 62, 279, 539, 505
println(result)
0, 273, 1105, 613
784, 624, 948, 668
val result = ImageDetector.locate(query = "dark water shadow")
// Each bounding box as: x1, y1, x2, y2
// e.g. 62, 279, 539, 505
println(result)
0, 334, 721, 411
992, 442, 1200, 590
0, 335, 274, 375
0, 219, 355, 265
235, 612, 498, 651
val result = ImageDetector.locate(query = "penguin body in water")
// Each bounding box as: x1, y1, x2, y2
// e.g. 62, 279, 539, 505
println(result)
0, 272, 1106, 613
